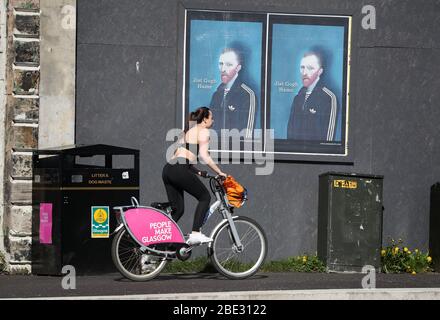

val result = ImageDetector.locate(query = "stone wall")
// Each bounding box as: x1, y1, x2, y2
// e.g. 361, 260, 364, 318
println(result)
1, 0, 76, 274
0, 0, 7, 263
2, 0, 40, 274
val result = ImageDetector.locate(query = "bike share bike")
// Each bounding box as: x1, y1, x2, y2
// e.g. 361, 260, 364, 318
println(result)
111, 173, 267, 281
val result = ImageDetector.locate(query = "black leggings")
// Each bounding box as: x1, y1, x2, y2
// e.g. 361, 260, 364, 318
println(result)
162, 159, 211, 232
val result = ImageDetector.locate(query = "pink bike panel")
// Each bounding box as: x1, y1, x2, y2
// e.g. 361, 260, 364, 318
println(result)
123, 208, 185, 246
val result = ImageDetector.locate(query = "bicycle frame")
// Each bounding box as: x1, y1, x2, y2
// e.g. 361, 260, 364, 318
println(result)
208, 178, 243, 251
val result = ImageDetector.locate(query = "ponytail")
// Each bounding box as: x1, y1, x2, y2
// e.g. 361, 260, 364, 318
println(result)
190, 107, 211, 124
185, 107, 211, 133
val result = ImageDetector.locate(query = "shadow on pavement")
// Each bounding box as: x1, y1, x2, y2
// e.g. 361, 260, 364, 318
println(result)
113, 272, 268, 282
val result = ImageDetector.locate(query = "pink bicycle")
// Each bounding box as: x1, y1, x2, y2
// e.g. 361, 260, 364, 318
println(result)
111, 174, 267, 281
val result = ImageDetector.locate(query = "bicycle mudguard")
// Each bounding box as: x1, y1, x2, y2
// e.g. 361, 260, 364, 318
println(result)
122, 207, 185, 247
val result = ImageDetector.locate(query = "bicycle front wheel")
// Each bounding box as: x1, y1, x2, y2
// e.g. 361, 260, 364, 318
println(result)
111, 228, 167, 281
209, 216, 267, 279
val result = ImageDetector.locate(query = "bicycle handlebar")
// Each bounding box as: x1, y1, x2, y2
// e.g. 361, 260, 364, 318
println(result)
200, 171, 226, 181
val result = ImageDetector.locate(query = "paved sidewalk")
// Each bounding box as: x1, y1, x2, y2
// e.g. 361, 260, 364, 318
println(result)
14, 288, 440, 300
1, 272, 440, 299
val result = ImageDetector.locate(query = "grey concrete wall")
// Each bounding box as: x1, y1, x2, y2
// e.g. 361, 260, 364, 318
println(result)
39, 0, 76, 148
76, 0, 440, 260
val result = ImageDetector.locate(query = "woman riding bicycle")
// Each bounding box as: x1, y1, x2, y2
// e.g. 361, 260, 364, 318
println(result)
162, 107, 228, 245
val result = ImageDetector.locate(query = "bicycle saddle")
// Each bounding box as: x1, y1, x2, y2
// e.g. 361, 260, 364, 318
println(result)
150, 202, 175, 216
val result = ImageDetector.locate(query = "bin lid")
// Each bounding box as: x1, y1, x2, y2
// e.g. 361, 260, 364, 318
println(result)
319, 171, 384, 179
432, 182, 440, 189
33, 144, 139, 156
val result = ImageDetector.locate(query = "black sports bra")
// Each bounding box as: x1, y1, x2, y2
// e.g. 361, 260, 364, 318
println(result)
184, 142, 199, 156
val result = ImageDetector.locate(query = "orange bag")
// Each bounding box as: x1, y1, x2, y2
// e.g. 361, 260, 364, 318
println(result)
223, 176, 247, 208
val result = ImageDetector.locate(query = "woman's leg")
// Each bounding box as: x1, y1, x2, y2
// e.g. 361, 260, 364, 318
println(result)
162, 164, 184, 222
163, 183, 184, 223
164, 164, 211, 232
188, 180, 211, 232
175, 170, 211, 232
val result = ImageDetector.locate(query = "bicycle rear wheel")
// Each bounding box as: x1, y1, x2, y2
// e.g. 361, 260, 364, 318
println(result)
208, 216, 267, 279
111, 228, 167, 281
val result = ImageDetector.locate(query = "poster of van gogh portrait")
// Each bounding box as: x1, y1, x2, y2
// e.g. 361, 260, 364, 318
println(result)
268, 14, 351, 156
184, 11, 266, 152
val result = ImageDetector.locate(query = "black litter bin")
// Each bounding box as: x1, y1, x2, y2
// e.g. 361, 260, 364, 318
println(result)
31, 144, 139, 275
430, 183, 440, 272
318, 172, 384, 272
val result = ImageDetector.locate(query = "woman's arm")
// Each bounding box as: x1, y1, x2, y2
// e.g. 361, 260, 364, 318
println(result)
173, 132, 185, 156
198, 128, 227, 177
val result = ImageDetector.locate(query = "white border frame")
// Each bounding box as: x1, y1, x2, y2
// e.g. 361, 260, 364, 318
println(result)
182, 9, 352, 158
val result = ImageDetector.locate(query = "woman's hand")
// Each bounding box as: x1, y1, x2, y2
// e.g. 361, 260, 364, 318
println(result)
218, 172, 228, 179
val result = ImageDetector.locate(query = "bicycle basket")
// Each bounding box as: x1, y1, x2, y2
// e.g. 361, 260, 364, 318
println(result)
223, 176, 248, 208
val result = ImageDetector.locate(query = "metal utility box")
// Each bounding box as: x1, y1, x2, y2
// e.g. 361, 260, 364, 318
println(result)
318, 172, 384, 273
31, 144, 139, 275
430, 183, 440, 272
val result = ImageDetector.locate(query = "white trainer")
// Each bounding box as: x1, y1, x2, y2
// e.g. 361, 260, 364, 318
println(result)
186, 232, 213, 245
140, 254, 157, 272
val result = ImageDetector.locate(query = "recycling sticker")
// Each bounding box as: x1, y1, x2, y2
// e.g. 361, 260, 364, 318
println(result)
91, 206, 110, 238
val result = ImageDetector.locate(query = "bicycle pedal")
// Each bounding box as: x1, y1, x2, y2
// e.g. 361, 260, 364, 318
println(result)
188, 241, 201, 246
186, 240, 212, 246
